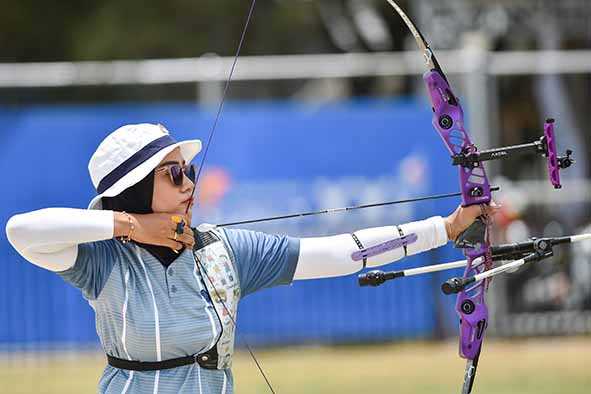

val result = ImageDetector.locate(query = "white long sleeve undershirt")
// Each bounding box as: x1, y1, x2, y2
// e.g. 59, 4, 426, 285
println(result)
293, 216, 448, 280
5, 208, 114, 272
5, 208, 448, 278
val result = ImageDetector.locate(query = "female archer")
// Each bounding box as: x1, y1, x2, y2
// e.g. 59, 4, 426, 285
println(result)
5, 123, 494, 393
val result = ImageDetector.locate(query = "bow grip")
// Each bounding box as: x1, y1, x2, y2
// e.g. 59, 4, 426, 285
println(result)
454, 217, 487, 249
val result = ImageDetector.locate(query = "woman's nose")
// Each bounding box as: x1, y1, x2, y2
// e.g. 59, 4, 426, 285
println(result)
179, 172, 192, 192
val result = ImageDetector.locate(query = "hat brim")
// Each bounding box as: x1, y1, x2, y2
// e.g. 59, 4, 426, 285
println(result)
88, 139, 202, 210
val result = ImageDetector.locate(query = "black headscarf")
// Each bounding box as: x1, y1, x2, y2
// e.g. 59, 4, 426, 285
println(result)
101, 171, 184, 267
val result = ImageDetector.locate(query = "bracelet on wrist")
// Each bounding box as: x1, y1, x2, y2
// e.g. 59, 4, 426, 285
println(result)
119, 211, 135, 244
445, 220, 454, 241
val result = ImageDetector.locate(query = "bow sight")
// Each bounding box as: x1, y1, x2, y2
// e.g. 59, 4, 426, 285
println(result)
451, 119, 574, 189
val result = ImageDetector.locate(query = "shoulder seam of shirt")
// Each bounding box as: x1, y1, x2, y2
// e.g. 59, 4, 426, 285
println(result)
93, 239, 124, 301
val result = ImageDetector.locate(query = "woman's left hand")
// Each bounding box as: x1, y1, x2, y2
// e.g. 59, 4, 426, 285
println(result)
444, 202, 500, 241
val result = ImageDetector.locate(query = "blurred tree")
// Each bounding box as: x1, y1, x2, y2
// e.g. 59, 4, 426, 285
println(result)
0, 0, 100, 61
0, 0, 333, 62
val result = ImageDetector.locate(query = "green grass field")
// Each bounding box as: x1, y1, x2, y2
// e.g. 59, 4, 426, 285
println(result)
1, 337, 590, 393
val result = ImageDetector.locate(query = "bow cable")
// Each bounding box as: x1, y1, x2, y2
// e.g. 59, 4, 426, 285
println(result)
188, 0, 257, 202
211, 186, 501, 228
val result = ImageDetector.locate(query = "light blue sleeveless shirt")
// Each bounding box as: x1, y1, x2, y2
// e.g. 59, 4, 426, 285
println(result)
58, 228, 300, 394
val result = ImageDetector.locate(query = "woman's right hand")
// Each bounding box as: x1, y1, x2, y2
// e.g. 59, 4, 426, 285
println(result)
114, 212, 194, 251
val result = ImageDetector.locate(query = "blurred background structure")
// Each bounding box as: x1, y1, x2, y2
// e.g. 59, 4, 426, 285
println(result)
1, 0, 590, 393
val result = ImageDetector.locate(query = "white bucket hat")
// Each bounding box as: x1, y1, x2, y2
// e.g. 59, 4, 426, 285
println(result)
87, 123, 202, 210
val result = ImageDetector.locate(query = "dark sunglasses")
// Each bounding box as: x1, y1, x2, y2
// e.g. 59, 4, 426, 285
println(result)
156, 164, 196, 186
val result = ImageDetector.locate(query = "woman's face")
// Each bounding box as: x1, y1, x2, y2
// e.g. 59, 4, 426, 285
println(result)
152, 148, 195, 218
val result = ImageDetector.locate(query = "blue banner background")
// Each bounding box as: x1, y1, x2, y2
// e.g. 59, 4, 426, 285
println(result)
0, 99, 465, 349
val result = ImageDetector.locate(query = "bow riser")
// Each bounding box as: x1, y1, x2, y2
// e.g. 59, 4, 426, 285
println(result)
425, 70, 492, 207
424, 67, 493, 363
457, 247, 491, 360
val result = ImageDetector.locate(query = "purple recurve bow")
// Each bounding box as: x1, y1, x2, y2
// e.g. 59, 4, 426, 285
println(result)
386, 2, 493, 392
385, 2, 572, 392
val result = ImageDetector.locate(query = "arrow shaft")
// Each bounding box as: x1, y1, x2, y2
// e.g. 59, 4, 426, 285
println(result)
217, 186, 500, 227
